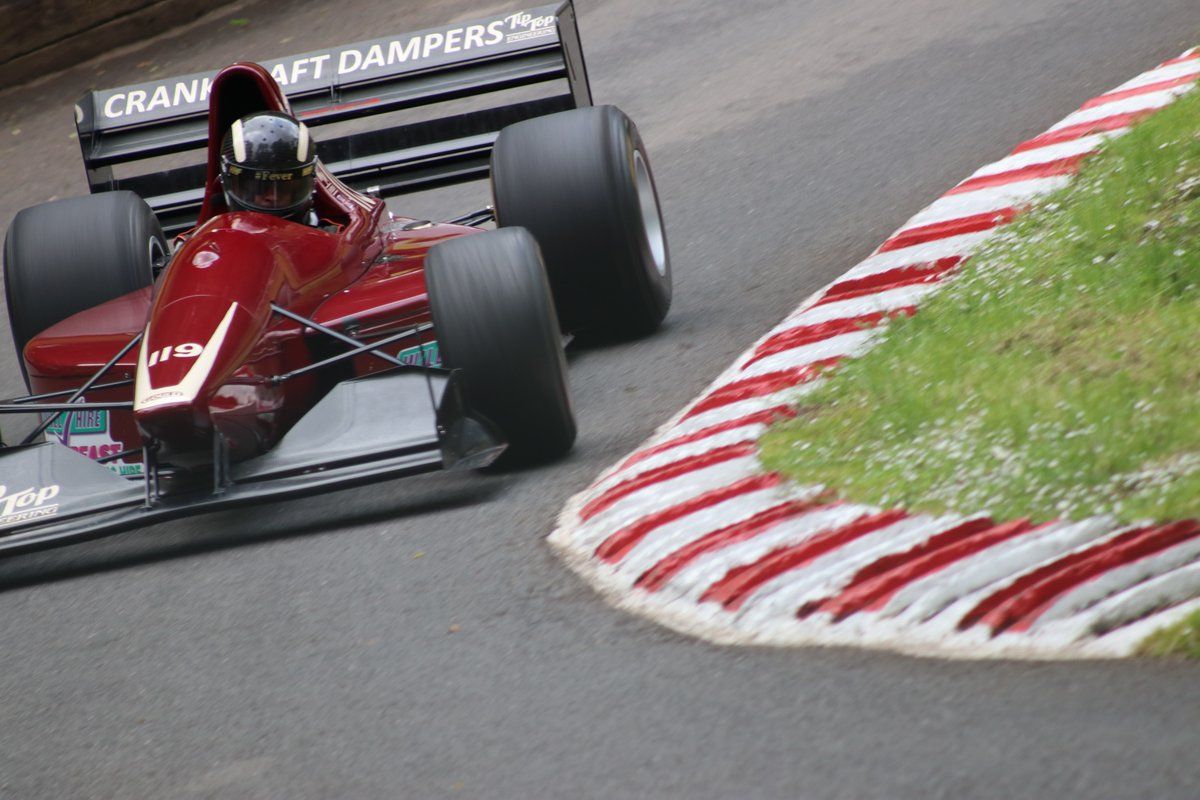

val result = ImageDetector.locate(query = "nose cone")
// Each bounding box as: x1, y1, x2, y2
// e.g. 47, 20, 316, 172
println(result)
134, 299, 245, 455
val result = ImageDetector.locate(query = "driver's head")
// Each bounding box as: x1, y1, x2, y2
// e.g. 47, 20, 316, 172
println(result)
219, 111, 316, 220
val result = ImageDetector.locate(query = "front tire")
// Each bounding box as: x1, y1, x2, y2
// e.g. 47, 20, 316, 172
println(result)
425, 227, 576, 466
4, 190, 165, 387
491, 105, 671, 338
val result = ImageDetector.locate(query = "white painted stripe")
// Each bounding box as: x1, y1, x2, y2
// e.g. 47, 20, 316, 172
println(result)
1090, 595, 1200, 656
1029, 536, 1200, 631
904, 578, 1017, 639
297, 121, 310, 161
661, 504, 875, 603
784, 282, 946, 329
827, 231, 994, 287
883, 518, 1116, 623
733, 515, 969, 625
965, 133, 1112, 180
1086, 75, 1197, 111
1108, 57, 1200, 93
571, 457, 762, 552
903, 177, 1069, 229
906, 524, 1160, 639
1047, 88, 1180, 132
231, 119, 246, 162
736, 328, 879, 378
669, 387, 816, 438
1093, 563, 1200, 637
616, 487, 796, 583
591, 425, 769, 497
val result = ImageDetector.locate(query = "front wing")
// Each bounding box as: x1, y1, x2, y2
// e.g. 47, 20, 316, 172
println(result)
0, 369, 503, 557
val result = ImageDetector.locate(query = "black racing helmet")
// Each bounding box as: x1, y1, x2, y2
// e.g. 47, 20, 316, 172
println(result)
219, 111, 316, 219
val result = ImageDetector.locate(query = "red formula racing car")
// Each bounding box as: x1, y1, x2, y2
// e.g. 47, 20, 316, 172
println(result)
0, 1, 671, 555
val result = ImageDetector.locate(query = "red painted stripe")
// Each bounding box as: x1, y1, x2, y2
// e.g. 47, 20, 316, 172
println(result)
579, 441, 756, 523
1012, 110, 1152, 154
618, 407, 796, 470
635, 500, 822, 592
958, 520, 1200, 634
821, 256, 963, 303
703, 510, 910, 610
878, 208, 1017, 252
947, 155, 1088, 196
811, 272, 940, 307
742, 311, 904, 369
1160, 52, 1200, 67
1081, 72, 1198, 110
681, 360, 839, 421
795, 517, 988, 618
595, 473, 783, 563
993, 520, 1200, 634
814, 519, 1037, 621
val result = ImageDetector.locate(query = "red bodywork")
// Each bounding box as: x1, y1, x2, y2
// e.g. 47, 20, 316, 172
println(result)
24, 63, 475, 471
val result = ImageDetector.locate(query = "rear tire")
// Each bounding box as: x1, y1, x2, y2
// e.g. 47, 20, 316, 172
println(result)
425, 227, 576, 466
491, 105, 671, 338
4, 191, 165, 387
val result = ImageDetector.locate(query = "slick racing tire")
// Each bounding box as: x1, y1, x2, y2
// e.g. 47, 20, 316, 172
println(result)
425, 227, 576, 466
491, 105, 671, 339
4, 190, 165, 387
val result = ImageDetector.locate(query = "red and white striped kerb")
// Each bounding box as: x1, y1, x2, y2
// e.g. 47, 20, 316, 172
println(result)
550, 48, 1200, 659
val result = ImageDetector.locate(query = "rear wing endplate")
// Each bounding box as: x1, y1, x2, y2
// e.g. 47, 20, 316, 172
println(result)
74, 2, 590, 234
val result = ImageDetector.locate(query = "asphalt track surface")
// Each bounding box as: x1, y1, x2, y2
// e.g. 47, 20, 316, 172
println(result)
0, 1, 1198, 797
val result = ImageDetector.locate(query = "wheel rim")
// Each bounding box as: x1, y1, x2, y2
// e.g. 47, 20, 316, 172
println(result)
633, 150, 667, 278
147, 237, 167, 276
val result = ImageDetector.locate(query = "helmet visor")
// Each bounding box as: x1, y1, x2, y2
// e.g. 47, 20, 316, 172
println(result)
223, 162, 315, 214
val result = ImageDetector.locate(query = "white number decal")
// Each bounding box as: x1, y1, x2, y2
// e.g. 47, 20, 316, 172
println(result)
147, 342, 202, 367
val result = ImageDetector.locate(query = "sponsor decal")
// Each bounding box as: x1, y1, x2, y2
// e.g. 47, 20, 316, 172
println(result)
139, 390, 185, 406
331, 22, 506, 76
102, 76, 214, 119
69, 441, 127, 461
397, 341, 441, 367
503, 11, 557, 42
0, 484, 60, 529
46, 408, 130, 464
47, 408, 107, 436
93, 5, 561, 123
116, 463, 144, 478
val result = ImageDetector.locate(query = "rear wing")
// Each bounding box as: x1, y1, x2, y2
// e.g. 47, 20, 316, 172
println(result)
74, 2, 591, 235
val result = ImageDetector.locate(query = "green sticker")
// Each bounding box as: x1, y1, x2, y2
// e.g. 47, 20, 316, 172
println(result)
397, 341, 440, 367
47, 409, 108, 436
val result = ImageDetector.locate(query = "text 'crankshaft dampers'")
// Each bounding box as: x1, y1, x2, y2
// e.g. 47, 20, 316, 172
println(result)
97, 10, 558, 121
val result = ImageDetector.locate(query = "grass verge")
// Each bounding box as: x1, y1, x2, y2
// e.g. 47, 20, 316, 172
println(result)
1136, 608, 1200, 658
760, 83, 1200, 524
761, 76, 1200, 656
